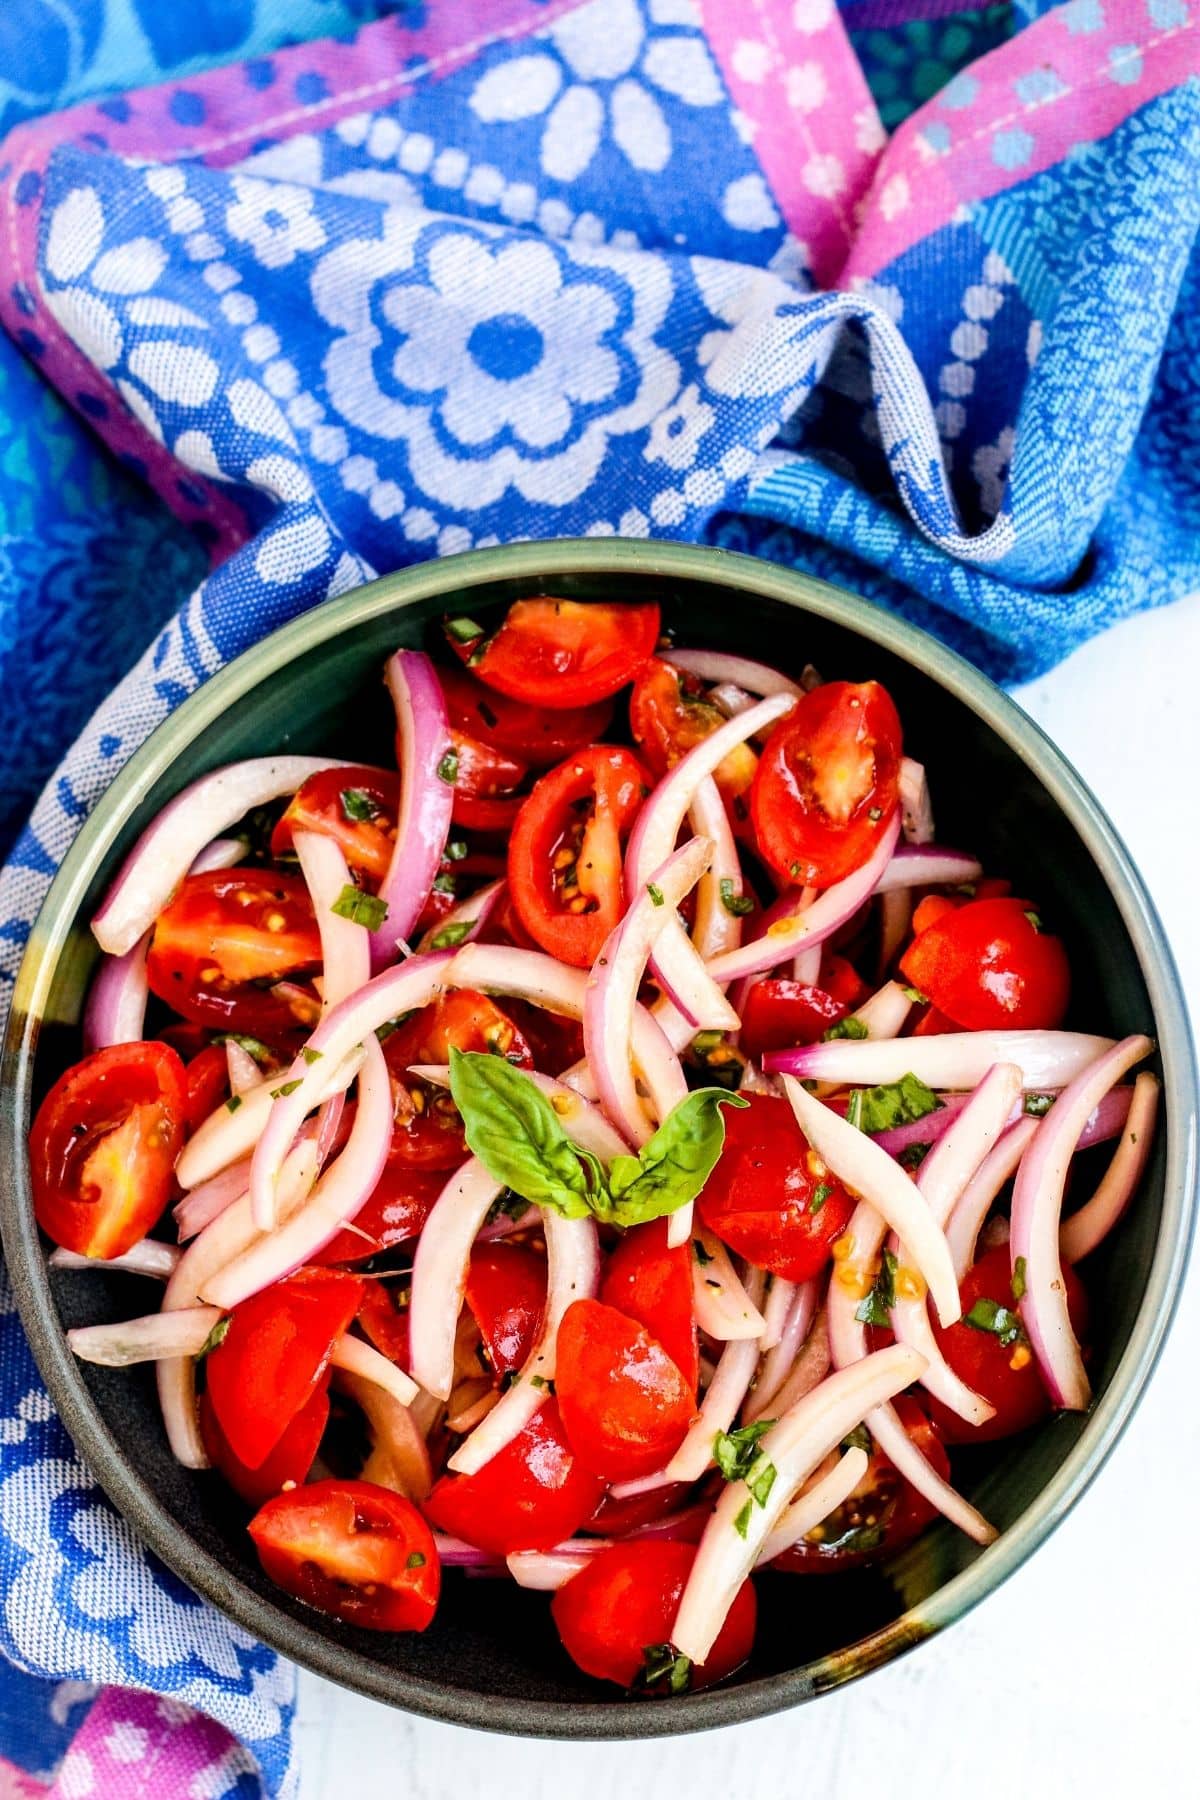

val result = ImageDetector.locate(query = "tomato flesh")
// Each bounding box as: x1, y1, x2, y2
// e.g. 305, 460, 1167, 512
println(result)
271, 766, 398, 883
600, 1220, 698, 1394
438, 662, 614, 765
697, 1093, 855, 1283
355, 1282, 412, 1369
30, 1042, 187, 1259
508, 745, 648, 968
449, 599, 659, 709
249, 1478, 439, 1631
200, 1381, 329, 1508
585, 1482, 700, 1539
466, 1244, 547, 1379
313, 1163, 445, 1265
205, 1268, 363, 1469
751, 681, 902, 888
552, 1540, 755, 1690
424, 1400, 605, 1555
629, 659, 757, 814
555, 1300, 695, 1482
380, 990, 533, 1170
901, 896, 1071, 1032
738, 980, 848, 1061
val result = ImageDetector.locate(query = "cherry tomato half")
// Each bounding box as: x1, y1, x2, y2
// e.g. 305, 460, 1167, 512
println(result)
271, 766, 399, 884
771, 1397, 948, 1571
424, 1400, 606, 1556
629, 659, 757, 815
900, 896, 1071, 1032
928, 1245, 1088, 1443
466, 1243, 547, 1380
697, 1092, 855, 1284
200, 1380, 329, 1509
585, 1481, 700, 1539
438, 662, 614, 766
249, 1478, 439, 1631
600, 1220, 698, 1395
355, 1282, 412, 1369
751, 681, 902, 889
146, 869, 321, 1043
737, 980, 848, 1062
313, 1163, 445, 1265
552, 1540, 755, 1690
30, 1042, 187, 1259
555, 1299, 695, 1482
381, 990, 534, 1170
447, 599, 659, 709
508, 745, 648, 968
205, 1268, 363, 1469
183, 1044, 229, 1135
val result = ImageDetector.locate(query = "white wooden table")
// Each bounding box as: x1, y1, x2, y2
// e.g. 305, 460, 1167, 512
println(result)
295, 592, 1200, 1800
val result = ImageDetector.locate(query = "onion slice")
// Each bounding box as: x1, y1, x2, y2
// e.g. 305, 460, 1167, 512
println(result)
747, 1279, 818, 1421
1060, 1072, 1159, 1263
745, 1305, 831, 1425
768, 1030, 1116, 1091
662, 649, 804, 700
408, 1160, 505, 1403
328, 1330, 419, 1410
369, 651, 454, 971
692, 1227, 767, 1340
755, 1446, 870, 1566
416, 877, 506, 955
50, 1239, 179, 1281
899, 757, 934, 844
177, 1050, 363, 1191
294, 829, 370, 1011
70, 1307, 222, 1367
82, 938, 150, 1053
334, 1366, 431, 1501
946, 1118, 1038, 1281
1011, 1035, 1154, 1410
873, 845, 983, 892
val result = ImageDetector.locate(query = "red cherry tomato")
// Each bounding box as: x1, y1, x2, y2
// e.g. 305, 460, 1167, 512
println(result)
30, 1042, 187, 1259
819, 951, 872, 1011
629, 659, 757, 816
555, 1299, 695, 1482
751, 681, 902, 888
928, 1245, 1088, 1443
183, 1044, 229, 1134
450, 727, 527, 800
697, 1092, 855, 1283
585, 1482, 699, 1539
313, 1164, 445, 1265
738, 980, 848, 1061
771, 1397, 948, 1571
449, 791, 525, 834
552, 1540, 755, 1690
146, 870, 321, 1042
270, 766, 399, 883
199, 1381, 329, 1509
465, 1244, 547, 1379
600, 1220, 698, 1394
910, 1003, 958, 1036
381, 990, 534, 1170
447, 599, 659, 709
424, 1400, 605, 1555
900, 897, 1071, 1032
355, 1282, 412, 1368
438, 662, 614, 766
205, 1268, 363, 1469
508, 745, 648, 968
249, 1478, 439, 1631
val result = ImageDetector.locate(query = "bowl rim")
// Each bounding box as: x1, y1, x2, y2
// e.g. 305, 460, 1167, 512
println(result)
2, 537, 1196, 1739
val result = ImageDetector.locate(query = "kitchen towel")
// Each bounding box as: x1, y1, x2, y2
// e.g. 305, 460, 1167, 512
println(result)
0, 0, 1197, 1794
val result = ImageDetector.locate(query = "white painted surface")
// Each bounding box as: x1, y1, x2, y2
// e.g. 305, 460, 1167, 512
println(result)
296, 592, 1200, 1800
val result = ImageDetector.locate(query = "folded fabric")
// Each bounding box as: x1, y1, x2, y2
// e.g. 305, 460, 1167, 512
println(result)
0, 1, 1197, 1794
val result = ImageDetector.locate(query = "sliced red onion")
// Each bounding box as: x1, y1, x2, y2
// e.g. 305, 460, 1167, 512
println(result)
506, 1549, 599, 1591
432, 1535, 504, 1570
1011, 1034, 1153, 1410
446, 1388, 499, 1435
627, 693, 795, 1029
672, 1344, 924, 1664
174, 1158, 251, 1242
328, 1329, 419, 1410
82, 938, 150, 1053
334, 1365, 432, 1501
877, 887, 913, 981
749, 1279, 819, 1420
780, 1074, 959, 1325
176, 1050, 363, 1191
748, 1307, 832, 1424
50, 1239, 180, 1280
200, 1038, 393, 1310
768, 1030, 1116, 1091
692, 1227, 767, 1340
759, 1274, 797, 1353
249, 950, 452, 1230
707, 681, 756, 719
755, 1445, 870, 1566
946, 1118, 1038, 1280
224, 1039, 263, 1099
851, 980, 915, 1041
408, 1160, 504, 1403
585, 836, 715, 1148
873, 844, 983, 893
92, 756, 342, 957
899, 757, 934, 844
1060, 1072, 1159, 1263
369, 651, 454, 971
688, 778, 745, 963
474, 1204, 537, 1243
867, 1401, 997, 1542
70, 1306, 222, 1367
294, 829, 370, 1010
871, 1084, 1133, 1163
662, 649, 804, 700
707, 812, 901, 985
417, 876, 505, 955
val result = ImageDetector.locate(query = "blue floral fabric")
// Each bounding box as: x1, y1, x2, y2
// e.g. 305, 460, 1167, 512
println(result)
0, 0, 1197, 1794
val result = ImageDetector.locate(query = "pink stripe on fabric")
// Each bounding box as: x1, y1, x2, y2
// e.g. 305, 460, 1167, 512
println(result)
43, 1688, 256, 1800
0, 0, 586, 560
698, 0, 885, 288
0, 1757, 47, 1799
843, 0, 1200, 281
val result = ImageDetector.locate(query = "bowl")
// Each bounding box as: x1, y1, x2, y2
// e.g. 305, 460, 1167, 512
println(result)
1, 540, 1195, 1736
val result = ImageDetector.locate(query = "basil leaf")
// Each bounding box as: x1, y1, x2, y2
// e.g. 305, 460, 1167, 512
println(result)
429, 919, 473, 950
197, 1317, 230, 1360
1011, 1255, 1027, 1301
897, 1141, 931, 1171
437, 749, 459, 785
823, 1016, 868, 1042
639, 1644, 692, 1694
963, 1297, 1026, 1348
448, 1049, 592, 1219
1023, 1093, 1054, 1118
445, 615, 484, 643
713, 1419, 774, 1483
340, 787, 378, 823
719, 877, 754, 917
605, 1088, 748, 1226
212, 1032, 273, 1066
331, 884, 388, 930
732, 1500, 753, 1539
809, 1181, 834, 1214
855, 1248, 899, 1326
846, 1073, 942, 1135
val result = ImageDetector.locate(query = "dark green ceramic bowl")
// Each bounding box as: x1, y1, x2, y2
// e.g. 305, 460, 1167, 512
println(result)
1, 541, 1194, 1735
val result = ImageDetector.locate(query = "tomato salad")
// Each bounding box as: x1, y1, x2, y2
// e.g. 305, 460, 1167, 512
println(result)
44, 597, 1158, 1692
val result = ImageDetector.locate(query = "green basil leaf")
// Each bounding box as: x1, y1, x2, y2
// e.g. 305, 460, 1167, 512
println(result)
606, 1087, 748, 1225
713, 1419, 774, 1483
448, 1049, 593, 1219
340, 787, 378, 822
1011, 1255, 1027, 1301
846, 1073, 942, 1136
331, 884, 388, 931
854, 1248, 898, 1327
963, 1297, 1026, 1348
823, 1016, 868, 1042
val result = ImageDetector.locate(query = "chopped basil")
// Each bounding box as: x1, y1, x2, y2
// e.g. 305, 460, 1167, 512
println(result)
445, 838, 468, 861
224, 1094, 243, 1114
810, 1182, 834, 1214
840, 1423, 872, 1455
745, 1453, 777, 1509
1023, 1092, 1054, 1118
846, 1072, 942, 1136
713, 1420, 775, 1484
331, 884, 389, 930
212, 1031, 275, 1065
485, 1190, 528, 1226
339, 787, 378, 823
197, 1316, 230, 1359
406, 1551, 427, 1569
301, 1047, 323, 1065
733, 1500, 754, 1539
963, 1297, 1026, 1348
432, 871, 457, 895
691, 1030, 724, 1054
1024, 910, 1042, 931
429, 919, 473, 950
529, 1375, 554, 1392
639, 1644, 692, 1695
789, 861, 803, 879
437, 748, 459, 785
719, 877, 754, 917
376, 1011, 414, 1044
270, 1078, 302, 1099
647, 883, 665, 907
897, 1141, 931, 1171
855, 1249, 899, 1327
1011, 1255, 1028, 1301
900, 985, 929, 1005
823, 1016, 868, 1042
693, 1239, 714, 1266
445, 615, 484, 642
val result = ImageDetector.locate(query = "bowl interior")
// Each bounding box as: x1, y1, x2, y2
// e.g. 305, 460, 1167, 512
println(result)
1, 546, 1189, 1734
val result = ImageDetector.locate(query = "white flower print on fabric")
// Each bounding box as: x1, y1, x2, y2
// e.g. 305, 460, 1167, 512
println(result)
225, 176, 327, 270
313, 215, 680, 509
469, 0, 722, 183
644, 381, 713, 469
